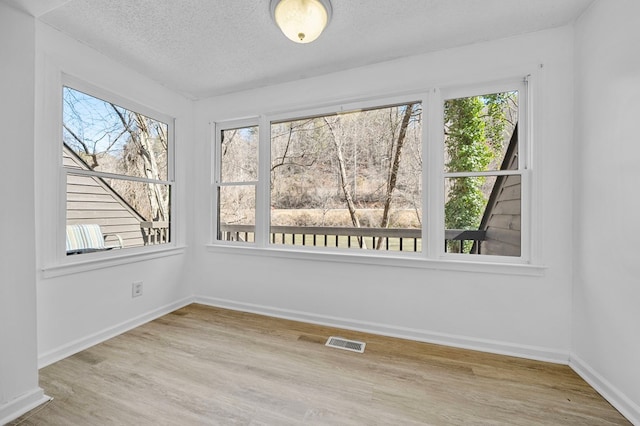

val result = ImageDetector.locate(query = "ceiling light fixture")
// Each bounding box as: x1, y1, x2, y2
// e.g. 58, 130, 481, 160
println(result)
270, 0, 332, 44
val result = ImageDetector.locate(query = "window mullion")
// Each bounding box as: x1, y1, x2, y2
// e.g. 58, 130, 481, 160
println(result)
255, 115, 271, 248
57, 168, 68, 263
426, 88, 444, 259
522, 73, 534, 263
217, 181, 259, 187
443, 170, 521, 179
168, 119, 176, 182
211, 123, 220, 242
63, 167, 172, 185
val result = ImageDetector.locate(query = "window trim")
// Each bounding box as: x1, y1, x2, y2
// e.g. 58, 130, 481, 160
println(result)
55, 75, 177, 266
212, 117, 260, 245
214, 94, 427, 251
210, 75, 538, 270
438, 78, 530, 262
205, 243, 545, 276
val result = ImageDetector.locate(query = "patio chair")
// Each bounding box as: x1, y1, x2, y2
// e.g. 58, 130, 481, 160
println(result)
66, 224, 124, 255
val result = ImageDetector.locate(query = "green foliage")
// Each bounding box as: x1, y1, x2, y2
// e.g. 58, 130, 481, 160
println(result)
444, 96, 489, 175
445, 176, 486, 229
444, 92, 514, 246
484, 93, 512, 156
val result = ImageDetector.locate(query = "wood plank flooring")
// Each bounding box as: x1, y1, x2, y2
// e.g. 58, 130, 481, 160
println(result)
11, 304, 630, 425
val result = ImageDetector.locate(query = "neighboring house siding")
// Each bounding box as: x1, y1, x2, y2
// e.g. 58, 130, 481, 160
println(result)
478, 126, 521, 257
64, 146, 145, 248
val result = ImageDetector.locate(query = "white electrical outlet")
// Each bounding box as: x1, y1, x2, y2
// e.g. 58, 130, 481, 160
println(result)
132, 281, 143, 298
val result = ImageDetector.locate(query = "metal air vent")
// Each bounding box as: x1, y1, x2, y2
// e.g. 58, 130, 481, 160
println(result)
325, 336, 366, 353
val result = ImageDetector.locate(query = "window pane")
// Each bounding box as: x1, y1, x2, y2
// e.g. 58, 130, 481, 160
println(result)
218, 185, 256, 242
444, 175, 520, 256
220, 126, 258, 182
270, 103, 422, 253
444, 91, 518, 173
66, 173, 170, 255
63, 87, 168, 180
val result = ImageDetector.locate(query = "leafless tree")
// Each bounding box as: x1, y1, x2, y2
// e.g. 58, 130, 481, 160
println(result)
62, 87, 170, 222
113, 108, 169, 221
267, 103, 422, 248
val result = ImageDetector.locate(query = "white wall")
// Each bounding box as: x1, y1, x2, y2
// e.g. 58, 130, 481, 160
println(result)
572, 1, 640, 422
0, 3, 48, 423
34, 22, 194, 366
193, 27, 576, 362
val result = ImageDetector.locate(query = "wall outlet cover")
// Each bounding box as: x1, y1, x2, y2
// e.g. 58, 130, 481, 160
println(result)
132, 281, 143, 298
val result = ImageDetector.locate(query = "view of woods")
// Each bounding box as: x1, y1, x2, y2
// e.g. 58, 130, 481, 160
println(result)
218, 103, 423, 250
218, 92, 519, 254
218, 125, 258, 231
62, 86, 517, 254
270, 103, 423, 230
62, 87, 170, 223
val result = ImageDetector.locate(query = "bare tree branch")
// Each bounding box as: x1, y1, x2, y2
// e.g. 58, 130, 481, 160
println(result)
324, 117, 365, 247
376, 103, 415, 249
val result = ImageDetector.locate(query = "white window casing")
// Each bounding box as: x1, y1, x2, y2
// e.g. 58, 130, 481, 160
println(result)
209, 75, 541, 275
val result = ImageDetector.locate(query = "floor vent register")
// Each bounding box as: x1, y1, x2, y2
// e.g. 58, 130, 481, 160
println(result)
325, 336, 366, 353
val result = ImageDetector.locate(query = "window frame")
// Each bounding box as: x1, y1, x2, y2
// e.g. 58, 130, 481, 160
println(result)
213, 117, 260, 247
209, 76, 539, 272
437, 78, 530, 263
55, 75, 178, 266
214, 94, 427, 256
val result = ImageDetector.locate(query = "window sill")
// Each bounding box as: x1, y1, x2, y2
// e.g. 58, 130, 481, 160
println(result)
205, 244, 546, 277
41, 245, 187, 278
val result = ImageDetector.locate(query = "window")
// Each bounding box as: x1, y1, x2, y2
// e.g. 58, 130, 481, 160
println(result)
62, 86, 174, 256
213, 78, 530, 263
215, 102, 424, 252
214, 120, 258, 243
442, 87, 524, 258
270, 103, 422, 251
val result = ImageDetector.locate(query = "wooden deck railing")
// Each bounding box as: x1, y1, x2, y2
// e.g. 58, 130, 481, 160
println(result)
444, 229, 487, 254
219, 224, 486, 253
140, 221, 170, 245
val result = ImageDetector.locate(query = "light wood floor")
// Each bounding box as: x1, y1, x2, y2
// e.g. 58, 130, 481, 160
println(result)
11, 304, 630, 425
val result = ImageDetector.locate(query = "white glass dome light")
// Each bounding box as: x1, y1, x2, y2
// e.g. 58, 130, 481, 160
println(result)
270, 0, 333, 44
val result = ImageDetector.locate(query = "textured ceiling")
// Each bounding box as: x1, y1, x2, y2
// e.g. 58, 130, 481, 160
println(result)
9, 0, 593, 99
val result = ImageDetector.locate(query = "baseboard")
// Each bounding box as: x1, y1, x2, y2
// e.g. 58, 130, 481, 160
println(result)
194, 296, 569, 364
38, 296, 194, 368
0, 388, 51, 425
570, 354, 639, 425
